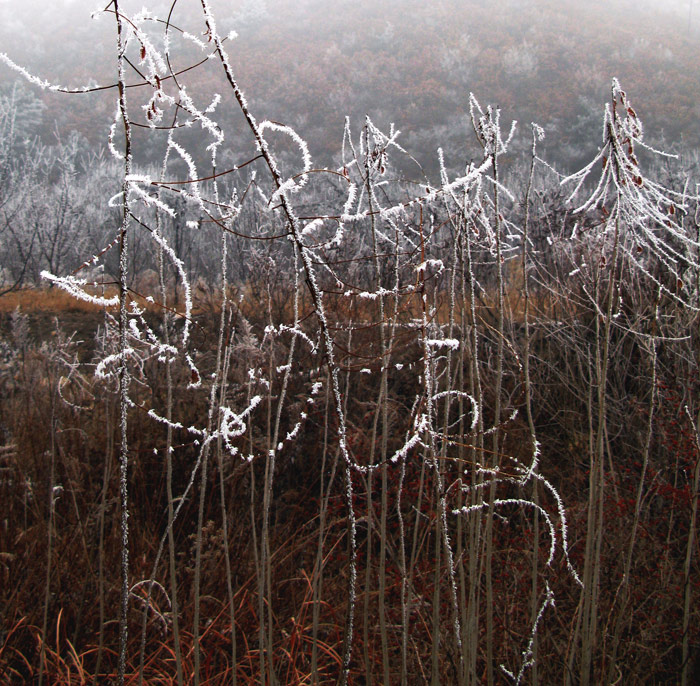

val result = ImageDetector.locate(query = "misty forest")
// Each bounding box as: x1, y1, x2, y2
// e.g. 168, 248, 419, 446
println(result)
2, 0, 700, 684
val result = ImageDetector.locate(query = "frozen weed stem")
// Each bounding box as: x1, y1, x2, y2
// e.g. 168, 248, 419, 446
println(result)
0, 3, 698, 685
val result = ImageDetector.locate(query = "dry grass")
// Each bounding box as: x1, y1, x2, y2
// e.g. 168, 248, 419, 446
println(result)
0, 288, 112, 314
0, 282, 698, 684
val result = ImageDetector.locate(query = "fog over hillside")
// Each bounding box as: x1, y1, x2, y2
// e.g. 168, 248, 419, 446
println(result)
2, 0, 699, 174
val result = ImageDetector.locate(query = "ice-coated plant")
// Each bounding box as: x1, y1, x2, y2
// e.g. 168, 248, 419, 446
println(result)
3, 2, 698, 685
562, 78, 700, 307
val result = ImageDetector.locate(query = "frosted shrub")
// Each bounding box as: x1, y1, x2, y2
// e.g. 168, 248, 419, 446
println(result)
1, 3, 698, 685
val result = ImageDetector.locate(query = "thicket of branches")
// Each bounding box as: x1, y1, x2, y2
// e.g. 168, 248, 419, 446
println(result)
1, 2, 700, 684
